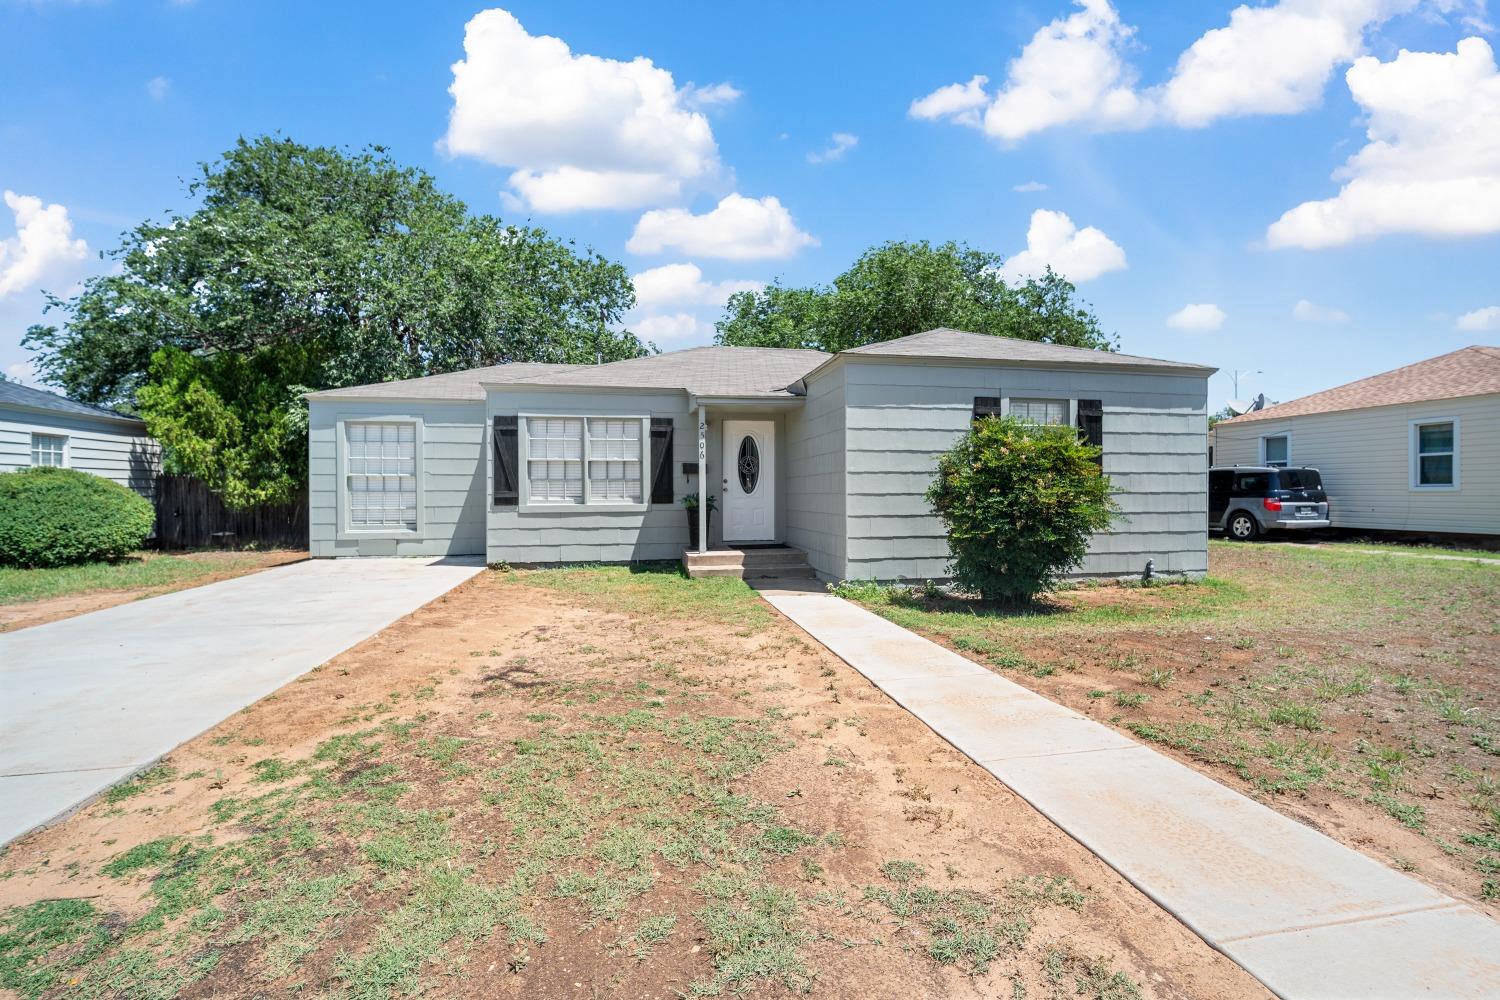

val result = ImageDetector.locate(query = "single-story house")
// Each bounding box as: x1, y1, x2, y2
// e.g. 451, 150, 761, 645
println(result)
1211, 345, 1500, 537
0, 379, 159, 497
306, 328, 1215, 581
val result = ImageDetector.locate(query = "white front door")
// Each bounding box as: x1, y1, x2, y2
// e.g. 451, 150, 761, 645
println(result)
721, 419, 775, 542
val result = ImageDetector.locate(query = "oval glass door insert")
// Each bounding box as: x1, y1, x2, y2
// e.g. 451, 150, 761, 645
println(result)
737, 435, 760, 494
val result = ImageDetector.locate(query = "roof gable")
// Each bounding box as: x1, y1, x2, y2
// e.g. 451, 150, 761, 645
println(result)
1222, 345, 1500, 424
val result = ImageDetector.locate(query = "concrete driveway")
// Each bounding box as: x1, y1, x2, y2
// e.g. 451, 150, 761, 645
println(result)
0, 556, 484, 846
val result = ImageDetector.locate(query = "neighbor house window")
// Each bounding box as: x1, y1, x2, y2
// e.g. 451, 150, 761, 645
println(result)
1411, 419, 1457, 488
1262, 434, 1289, 467
1010, 398, 1068, 425
523, 415, 646, 507
30, 433, 67, 468
346, 422, 417, 530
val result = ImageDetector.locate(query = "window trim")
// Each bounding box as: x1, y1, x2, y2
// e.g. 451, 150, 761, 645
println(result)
517, 412, 651, 513
1259, 432, 1291, 468
336, 415, 426, 541
1409, 417, 1459, 491
29, 432, 69, 468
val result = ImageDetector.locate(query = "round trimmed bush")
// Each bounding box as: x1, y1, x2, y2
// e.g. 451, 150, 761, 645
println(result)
0, 467, 156, 567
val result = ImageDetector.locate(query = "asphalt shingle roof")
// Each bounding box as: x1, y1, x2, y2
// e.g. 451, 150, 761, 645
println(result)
305, 363, 576, 401
0, 379, 144, 424
843, 328, 1214, 372
489, 346, 830, 398
1222, 345, 1500, 424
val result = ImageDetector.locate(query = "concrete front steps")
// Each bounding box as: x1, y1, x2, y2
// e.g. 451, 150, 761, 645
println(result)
682, 545, 816, 580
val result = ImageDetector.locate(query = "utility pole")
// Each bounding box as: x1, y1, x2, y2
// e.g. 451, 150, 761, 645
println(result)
1231, 369, 1262, 398
596, 303, 604, 366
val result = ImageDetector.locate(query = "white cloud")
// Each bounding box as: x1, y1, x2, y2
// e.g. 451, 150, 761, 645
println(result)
909, 0, 1461, 141
806, 132, 858, 164
1292, 298, 1351, 323
440, 8, 723, 212
909, 75, 991, 126
146, 75, 170, 101
998, 208, 1126, 284
1266, 37, 1500, 249
1456, 304, 1500, 330
1159, 0, 1417, 127
0, 190, 89, 299
631, 312, 714, 343
909, 1, 1149, 143
1166, 302, 1227, 331
5, 361, 37, 385
631, 263, 761, 311
1013, 180, 1049, 193
681, 81, 742, 109
627, 193, 817, 260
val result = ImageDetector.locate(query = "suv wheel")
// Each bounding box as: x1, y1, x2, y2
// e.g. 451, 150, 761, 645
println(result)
1227, 511, 1259, 541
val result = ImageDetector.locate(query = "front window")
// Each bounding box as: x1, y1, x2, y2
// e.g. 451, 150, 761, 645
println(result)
524, 415, 646, 507
347, 422, 417, 530
1262, 434, 1289, 467
1413, 420, 1456, 487
1010, 398, 1068, 425
30, 433, 67, 467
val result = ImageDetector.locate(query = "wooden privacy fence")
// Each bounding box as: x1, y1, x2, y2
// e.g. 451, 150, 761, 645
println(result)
152, 474, 308, 550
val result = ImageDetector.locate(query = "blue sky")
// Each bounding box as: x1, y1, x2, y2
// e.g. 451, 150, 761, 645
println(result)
1, 0, 1497, 412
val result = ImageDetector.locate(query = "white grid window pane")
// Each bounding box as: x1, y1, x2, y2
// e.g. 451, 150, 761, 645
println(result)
527, 417, 584, 504
30, 434, 67, 467
1011, 399, 1068, 425
347, 422, 417, 529
587, 418, 642, 503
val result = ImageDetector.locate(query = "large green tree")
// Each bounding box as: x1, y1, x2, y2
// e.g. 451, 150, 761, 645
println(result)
26, 136, 647, 506
715, 240, 1115, 353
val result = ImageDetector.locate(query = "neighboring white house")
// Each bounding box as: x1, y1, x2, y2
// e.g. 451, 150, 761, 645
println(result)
0, 379, 160, 498
305, 329, 1215, 581
1211, 345, 1500, 538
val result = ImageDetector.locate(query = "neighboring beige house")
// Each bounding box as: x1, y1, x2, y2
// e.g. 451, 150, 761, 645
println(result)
0, 379, 160, 498
1211, 346, 1500, 538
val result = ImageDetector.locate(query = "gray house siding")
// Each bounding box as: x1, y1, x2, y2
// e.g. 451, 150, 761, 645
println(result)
782, 366, 847, 579
307, 399, 487, 558
0, 407, 159, 497
840, 359, 1209, 581
486, 388, 693, 565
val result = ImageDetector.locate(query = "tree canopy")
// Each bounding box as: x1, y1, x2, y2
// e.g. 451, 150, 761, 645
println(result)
714, 240, 1115, 353
25, 136, 646, 506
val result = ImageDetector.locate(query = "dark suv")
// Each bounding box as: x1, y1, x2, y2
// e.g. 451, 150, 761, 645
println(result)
1209, 466, 1330, 540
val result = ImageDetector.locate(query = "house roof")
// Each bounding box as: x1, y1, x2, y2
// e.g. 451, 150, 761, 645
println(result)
1221, 345, 1500, 424
488, 346, 830, 399
0, 379, 145, 425
309, 329, 1211, 403
305, 362, 576, 401
841, 328, 1214, 373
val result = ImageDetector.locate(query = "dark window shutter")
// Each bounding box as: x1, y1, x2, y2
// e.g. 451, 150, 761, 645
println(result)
493, 415, 519, 506
1077, 399, 1104, 463
649, 417, 674, 504
973, 396, 1002, 421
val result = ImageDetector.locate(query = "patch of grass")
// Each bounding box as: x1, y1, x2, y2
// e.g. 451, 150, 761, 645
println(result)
1112, 691, 1148, 709
509, 563, 771, 629
103, 763, 177, 804
690, 886, 812, 996
0, 899, 116, 999
1370, 792, 1427, 831
0, 551, 294, 606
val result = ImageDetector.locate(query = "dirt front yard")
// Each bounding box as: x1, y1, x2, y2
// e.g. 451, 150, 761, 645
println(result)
845, 540, 1500, 914
0, 549, 307, 632
0, 567, 1265, 1000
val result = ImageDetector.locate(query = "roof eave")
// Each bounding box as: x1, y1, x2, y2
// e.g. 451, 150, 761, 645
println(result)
0, 399, 148, 427
835, 351, 1217, 378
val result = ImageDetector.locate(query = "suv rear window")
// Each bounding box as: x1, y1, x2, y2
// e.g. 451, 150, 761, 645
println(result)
1276, 468, 1323, 490
1233, 473, 1271, 493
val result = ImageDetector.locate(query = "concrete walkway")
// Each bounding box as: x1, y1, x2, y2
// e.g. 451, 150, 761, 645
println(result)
755, 581, 1500, 1000
0, 556, 484, 846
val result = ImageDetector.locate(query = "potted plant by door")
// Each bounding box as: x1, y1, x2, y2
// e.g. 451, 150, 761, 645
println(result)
683, 493, 717, 550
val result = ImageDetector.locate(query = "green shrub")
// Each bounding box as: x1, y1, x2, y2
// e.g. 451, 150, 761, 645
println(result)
926, 415, 1117, 604
0, 467, 155, 568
